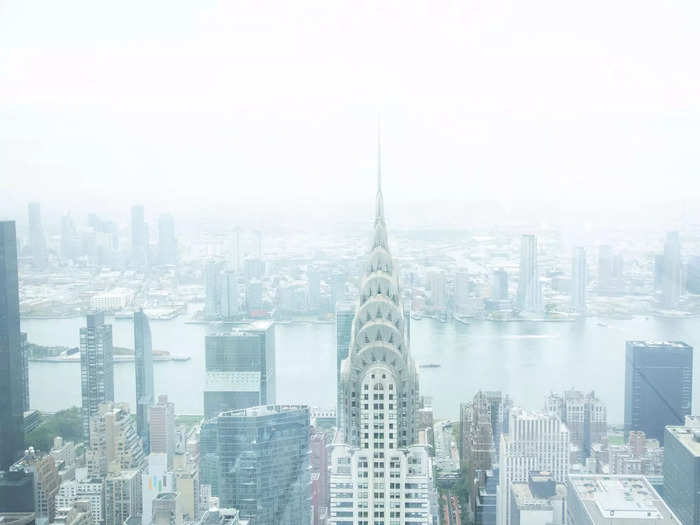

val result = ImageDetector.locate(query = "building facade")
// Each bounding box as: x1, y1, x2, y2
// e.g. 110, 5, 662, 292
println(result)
516, 235, 542, 313
134, 309, 155, 454
664, 418, 700, 525
80, 313, 115, 439
149, 396, 176, 469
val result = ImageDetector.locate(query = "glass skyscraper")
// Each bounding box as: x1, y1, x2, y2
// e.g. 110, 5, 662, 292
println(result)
0, 221, 25, 471
624, 340, 693, 442
208, 405, 311, 525
134, 309, 154, 453
80, 312, 114, 439
335, 301, 354, 420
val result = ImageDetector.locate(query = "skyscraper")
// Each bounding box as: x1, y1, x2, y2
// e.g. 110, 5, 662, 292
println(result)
130, 204, 149, 268
134, 309, 154, 454
331, 146, 434, 524
27, 202, 48, 269
80, 313, 114, 439
157, 213, 177, 266
0, 221, 25, 471
664, 418, 700, 525
497, 409, 570, 525
335, 301, 354, 418
218, 270, 239, 319
60, 214, 80, 261
211, 405, 311, 524
149, 395, 175, 470
662, 232, 682, 308
571, 247, 586, 313
624, 341, 693, 442
203, 321, 275, 419
517, 235, 542, 313
204, 260, 221, 320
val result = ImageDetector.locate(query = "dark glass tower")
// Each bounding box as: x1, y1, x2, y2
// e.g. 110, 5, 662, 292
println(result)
334, 302, 354, 419
134, 309, 154, 453
0, 221, 25, 471
624, 340, 693, 442
79, 312, 114, 439
212, 405, 311, 524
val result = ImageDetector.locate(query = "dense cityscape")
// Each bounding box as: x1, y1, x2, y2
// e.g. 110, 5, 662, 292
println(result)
1, 163, 700, 525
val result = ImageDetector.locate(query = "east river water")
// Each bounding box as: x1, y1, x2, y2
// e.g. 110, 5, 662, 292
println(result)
22, 315, 700, 423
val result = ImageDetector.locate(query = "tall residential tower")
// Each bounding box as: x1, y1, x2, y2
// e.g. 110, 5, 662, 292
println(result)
80, 313, 114, 439
134, 309, 154, 453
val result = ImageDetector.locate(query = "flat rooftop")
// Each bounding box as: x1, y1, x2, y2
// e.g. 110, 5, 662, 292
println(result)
666, 425, 700, 457
219, 404, 307, 418
627, 340, 692, 350
569, 475, 680, 524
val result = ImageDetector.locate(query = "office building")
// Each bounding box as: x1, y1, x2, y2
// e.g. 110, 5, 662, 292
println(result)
196, 508, 241, 525
152, 492, 182, 525
209, 405, 311, 524
624, 341, 693, 442
104, 466, 141, 525
687, 256, 700, 294
473, 468, 498, 525
86, 403, 145, 479
509, 472, 565, 525
330, 271, 345, 310
149, 396, 175, 469
245, 279, 263, 313
79, 313, 114, 439
130, 204, 149, 268
19, 333, 29, 412
142, 453, 175, 525
567, 474, 680, 524
203, 321, 275, 419
52, 500, 91, 525
497, 409, 569, 525
664, 418, 700, 525
134, 309, 155, 454
0, 471, 35, 515
219, 270, 239, 319
544, 390, 606, 461
27, 203, 48, 269
10, 450, 59, 523
204, 260, 222, 319
335, 301, 354, 420
310, 429, 329, 525
571, 247, 586, 313
516, 235, 542, 313
55, 469, 103, 525
1, 222, 26, 471
157, 213, 177, 266
331, 150, 434, 524
662, 232, 682, 308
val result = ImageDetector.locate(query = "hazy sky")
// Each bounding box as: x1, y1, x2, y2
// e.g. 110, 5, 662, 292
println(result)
1, 1, 699, 226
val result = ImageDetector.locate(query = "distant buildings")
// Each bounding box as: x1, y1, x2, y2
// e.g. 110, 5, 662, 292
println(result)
203, 321, 275, 419
597, 245, 624, 294
134, 309, 155, 454
687, 256, 700, 294
491, 268, 508, 301
79, 313, 114, 439
0, 221, 26, 472
427, 268, 447, 312
497, 409, 569, 525
334, 301, 354, 419
571, 247, 587, 313
130, 204, 149, 268
662, 231, 682, 308
664, 417, 700, 525
516, 234, 542, 313
208, 405, 311, 524
157, 213, 177, 266
455, 269, 471, 314
566, 474, 680, 524
544, 390, 606, 461
624, 341, 693, 442
219, 270, 239, 319
589, 430, 663, 476
27, 203, 48, 270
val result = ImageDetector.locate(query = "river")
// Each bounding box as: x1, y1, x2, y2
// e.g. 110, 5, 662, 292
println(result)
21, 315, 700, 423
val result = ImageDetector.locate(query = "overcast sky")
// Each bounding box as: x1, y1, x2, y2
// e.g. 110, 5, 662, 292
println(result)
1, 1, 699, 227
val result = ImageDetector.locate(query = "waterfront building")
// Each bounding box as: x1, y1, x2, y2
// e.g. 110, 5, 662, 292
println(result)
497, 409, 569, 525
566, 474, 680, 524
104, 466, 140, 525
331, 149, 434, 524
662, 231, 682, 308
10, 450, 60, 523
149, 396, 176, 469
571, 247, 586, 313
157, 213, 177, 266
219, 270, 239, 319
134, 309, 155, 454
203, 321, 275, 419
335, 301, 355, 419
664, 417, 700, 525
624, 341, 693, 442
79, 313, 114, 439
427, 268, 447, 313
130, 204, 149, 268
86, 403, 145, 479
208, 405, 311, 524
27, 202, 48, 269
0, 221, 25, 472
491, 268, 508, 301
516, 235, 542, 313
455, 269, 470, 314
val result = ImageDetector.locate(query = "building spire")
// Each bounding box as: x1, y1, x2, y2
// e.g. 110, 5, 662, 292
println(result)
375, 117, 384, 221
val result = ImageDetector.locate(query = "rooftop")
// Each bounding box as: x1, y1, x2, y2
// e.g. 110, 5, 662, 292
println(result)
219, 404, 308, 418
666, 425, 700, 457
627, 341, 692, 350
568, 475, 680, 524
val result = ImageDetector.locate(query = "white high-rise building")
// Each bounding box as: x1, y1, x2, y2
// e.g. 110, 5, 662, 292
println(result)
571, 247, 587, 313
497, 408, 570, 525
516, 235, 543, 313
330, 142, 434, 524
